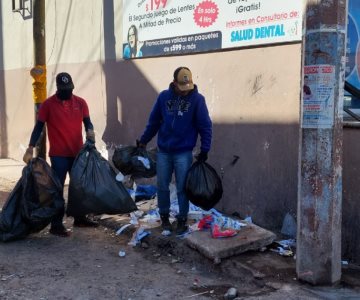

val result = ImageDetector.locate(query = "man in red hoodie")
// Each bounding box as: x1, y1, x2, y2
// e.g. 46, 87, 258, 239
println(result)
23, 72, 98, 237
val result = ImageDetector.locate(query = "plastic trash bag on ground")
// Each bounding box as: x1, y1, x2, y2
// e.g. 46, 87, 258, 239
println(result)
190, 215, 238, 239
281, 213, 297, 238
112, 145, 156, 178
185, 161, 223, 210
0, 158, 64, 242
127, 185, 157, 202
128, 226, 150, 246
67, 143, 137, 217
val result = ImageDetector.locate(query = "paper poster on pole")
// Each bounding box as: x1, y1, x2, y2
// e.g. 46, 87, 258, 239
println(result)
121, 0, 302, 59
302, 65, 336, 129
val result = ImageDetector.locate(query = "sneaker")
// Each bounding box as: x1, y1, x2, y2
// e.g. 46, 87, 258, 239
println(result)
73, 216, 99, 228
49, 225, 71, 237
160, 214, 173, 231
176, 217, 188, 236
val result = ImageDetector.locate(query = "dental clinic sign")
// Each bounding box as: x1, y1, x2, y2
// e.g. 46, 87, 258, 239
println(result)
122, 0, 302, 58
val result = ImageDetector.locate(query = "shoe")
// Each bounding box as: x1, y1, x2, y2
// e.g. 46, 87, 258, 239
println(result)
49, 225, 71, 237
73, 216, 99, 228
176, 217, 188, 236
160, 214, 173, 231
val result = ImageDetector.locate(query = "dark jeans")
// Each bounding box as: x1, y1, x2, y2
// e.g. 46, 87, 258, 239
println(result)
50, 156, 75, 228
156, 151, 193, 219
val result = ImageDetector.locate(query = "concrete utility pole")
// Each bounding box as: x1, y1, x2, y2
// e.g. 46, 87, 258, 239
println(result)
297, 0, 348, 285
31, 0, 47, 159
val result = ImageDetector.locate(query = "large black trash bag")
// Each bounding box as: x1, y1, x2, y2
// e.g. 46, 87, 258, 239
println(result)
0, 158, 64, 242
67, 143, 137, 217
185, 161, 223, 211
112, 145, 156, 178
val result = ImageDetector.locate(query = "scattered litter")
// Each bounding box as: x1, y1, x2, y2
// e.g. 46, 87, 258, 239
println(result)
276, 239, 296, 248
136, 156, 150, 169
133, 210, 144, 218
130, 212, 139, 225
115, 223, 132, 236
115, 172, 125, 182
281, 213, 297, 238
190, 215, 239, 239
224, 287, 238, 300
211, 224, 237, 238
197, 215, 212, 230
128, 189, 136, 200
118, 250, 126, 257
128, 226, 150, 246
136, 199, 157, 208
189, 223, 201, 232
161, 230, 171, 236
269, 239, 296, 257
270, 246, 294, 257
244, 216, 253, 223
140, 209, 160, 223
1, 274, 16, 281
214, 215, 243, 229
186, 291, 210, 298
342, 260, 349, 265
134, 185, 157, 201
100, 214, 115, 220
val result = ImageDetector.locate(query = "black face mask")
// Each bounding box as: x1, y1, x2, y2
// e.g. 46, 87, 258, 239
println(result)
57, 89, 73, 100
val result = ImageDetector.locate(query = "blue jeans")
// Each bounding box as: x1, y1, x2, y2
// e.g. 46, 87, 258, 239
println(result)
50, 156, 75, 227
156, 151, 193, 219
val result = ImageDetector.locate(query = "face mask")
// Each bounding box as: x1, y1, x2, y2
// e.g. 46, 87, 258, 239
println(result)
57, 89, 73, 100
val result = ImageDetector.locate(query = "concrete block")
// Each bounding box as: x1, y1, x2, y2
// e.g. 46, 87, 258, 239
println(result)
185, 222, 276, 263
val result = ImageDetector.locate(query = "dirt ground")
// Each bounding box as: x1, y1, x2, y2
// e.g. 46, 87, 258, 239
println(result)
1, 177, 360, 300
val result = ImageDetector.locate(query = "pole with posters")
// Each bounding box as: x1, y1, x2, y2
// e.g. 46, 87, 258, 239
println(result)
31, 0, 47, 159
297, 0, 348, 284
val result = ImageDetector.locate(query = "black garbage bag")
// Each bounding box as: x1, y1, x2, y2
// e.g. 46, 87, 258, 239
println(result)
0, 158, 64, 242
67, 143, 137, 217
112, 145, 134, 175
185, 161, 223, 211
112, 145, 156, 178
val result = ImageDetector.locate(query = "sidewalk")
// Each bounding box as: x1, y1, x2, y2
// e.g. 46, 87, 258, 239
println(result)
0, 161, 359, 298
0, 158, 25, 181
0, 158, 70, 185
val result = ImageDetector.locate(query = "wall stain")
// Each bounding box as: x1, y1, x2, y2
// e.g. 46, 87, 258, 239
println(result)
251, 75, 263, 96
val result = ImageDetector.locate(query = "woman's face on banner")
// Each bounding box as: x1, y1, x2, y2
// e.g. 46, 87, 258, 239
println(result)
128, 28, 136, 48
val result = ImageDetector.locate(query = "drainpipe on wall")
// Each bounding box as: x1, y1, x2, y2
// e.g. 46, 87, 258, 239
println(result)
297, 0, 348, 285
31, 0, 46, 159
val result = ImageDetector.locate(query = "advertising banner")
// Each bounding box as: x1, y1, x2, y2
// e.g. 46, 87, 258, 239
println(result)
122, 0, 303, 59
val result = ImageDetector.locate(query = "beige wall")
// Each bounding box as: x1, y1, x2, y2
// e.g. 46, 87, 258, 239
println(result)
98, 45, 302, 231
0, 0, 111, 158
0, 0, 304, 228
